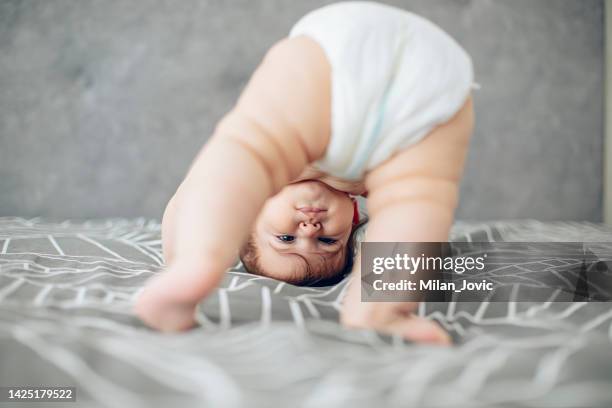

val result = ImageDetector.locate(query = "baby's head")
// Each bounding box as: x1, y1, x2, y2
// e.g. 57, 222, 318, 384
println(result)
240, 180, 364, 286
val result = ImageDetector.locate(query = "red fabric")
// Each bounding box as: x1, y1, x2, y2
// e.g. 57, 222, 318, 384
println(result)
352, 198, 360, 225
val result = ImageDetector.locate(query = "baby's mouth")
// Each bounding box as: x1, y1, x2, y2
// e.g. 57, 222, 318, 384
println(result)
297, 207, 326, 213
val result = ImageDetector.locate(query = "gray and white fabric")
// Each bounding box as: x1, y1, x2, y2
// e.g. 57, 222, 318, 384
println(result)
1, 217, 611, 408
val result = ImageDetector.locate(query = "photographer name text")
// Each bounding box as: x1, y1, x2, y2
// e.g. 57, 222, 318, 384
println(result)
372, 279, 494, 292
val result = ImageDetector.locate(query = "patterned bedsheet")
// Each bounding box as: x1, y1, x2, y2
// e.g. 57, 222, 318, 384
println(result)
1, 217, 611, 408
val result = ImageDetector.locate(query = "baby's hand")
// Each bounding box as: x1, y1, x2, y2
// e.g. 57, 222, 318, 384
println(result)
340, 272, 451, 345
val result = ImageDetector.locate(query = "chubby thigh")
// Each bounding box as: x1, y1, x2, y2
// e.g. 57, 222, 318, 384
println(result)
363, 94, 475, 241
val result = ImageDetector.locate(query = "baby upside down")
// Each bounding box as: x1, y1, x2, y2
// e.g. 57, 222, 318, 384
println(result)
134, 2, 476, 345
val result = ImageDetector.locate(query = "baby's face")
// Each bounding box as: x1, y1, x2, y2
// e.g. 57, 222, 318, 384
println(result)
250, 180, 355, 284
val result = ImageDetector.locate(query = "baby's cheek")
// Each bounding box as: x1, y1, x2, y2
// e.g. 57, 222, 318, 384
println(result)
271, 217, 297, 234
257, 208, 291, 234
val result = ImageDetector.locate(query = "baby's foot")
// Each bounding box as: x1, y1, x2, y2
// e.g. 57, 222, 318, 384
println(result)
340, 274, 452, 345
134, 260, 224, 331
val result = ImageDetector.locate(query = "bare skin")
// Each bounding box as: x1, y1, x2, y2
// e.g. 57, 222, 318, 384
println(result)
249, 180, 356, 285
134, 36, 474, 345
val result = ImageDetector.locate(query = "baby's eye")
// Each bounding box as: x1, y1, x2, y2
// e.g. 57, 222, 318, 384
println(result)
277, 235, 295, 243
318, 237, 338, 245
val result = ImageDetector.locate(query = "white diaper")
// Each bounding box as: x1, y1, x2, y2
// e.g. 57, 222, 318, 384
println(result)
289, 1, 478, 181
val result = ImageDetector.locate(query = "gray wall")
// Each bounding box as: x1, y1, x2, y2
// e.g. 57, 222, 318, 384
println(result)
0, 0, 604, 221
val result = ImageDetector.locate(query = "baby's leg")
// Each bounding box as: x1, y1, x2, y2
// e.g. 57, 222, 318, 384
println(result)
341, 95, 475, 344
135, 36, 333, 331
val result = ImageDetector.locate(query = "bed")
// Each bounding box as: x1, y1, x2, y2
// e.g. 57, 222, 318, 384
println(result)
1, 217, 611, 408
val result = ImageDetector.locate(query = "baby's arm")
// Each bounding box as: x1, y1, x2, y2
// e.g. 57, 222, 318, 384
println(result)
341, 95, 475, 344
134, 36, 332, 331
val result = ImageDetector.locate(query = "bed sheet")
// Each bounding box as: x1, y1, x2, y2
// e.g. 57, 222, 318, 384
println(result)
1, 217, 611, 408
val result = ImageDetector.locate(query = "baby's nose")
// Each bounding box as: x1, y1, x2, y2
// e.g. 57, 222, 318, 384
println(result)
299, 221, 321, 237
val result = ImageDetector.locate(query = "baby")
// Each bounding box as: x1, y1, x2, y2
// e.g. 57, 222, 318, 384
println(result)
135, 2, 476, 345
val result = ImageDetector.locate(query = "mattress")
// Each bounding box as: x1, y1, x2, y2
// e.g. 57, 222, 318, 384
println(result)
0, 217, 611, 408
